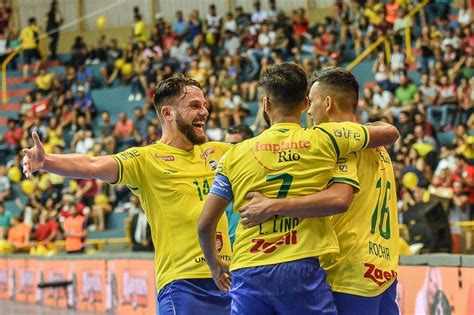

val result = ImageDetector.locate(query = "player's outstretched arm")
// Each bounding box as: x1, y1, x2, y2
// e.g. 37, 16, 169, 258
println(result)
365, 121, 400, 148
239, 183, 353, 228
22, 132, 119, 183
198, 194, 231, 292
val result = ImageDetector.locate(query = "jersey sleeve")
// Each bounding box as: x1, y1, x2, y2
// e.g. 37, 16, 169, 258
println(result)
110, 147, 146, 188
215, 150, 230, 178
209, 173, 234, 201
316, 122, 370, 159
327, 152, 360, 193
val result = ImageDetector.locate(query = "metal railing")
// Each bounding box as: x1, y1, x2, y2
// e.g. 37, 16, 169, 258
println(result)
1, 48, 21, 104
346, 0, 430, 72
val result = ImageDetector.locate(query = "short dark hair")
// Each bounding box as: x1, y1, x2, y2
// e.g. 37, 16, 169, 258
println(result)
310, 67, 359, 112
227, 124, 254, 141
262, 63, 308, 112
153, 74, 202, 112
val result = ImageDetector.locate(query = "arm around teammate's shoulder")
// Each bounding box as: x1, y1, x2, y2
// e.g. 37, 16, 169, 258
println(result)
365, 121, 400, 148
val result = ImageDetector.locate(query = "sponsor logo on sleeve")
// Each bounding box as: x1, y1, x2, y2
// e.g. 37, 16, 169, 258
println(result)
154, 154, 175, 161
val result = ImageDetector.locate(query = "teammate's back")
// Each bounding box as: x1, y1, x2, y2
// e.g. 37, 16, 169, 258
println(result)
321, 146, 399, 298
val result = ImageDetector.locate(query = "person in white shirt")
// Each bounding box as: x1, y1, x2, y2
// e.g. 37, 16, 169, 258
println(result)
206, 119, 224, 141
457, 0, 471, 27
251, 1, 268, 26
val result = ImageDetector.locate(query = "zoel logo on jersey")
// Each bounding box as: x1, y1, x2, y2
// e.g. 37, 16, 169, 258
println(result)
363, 263, 397, 286
250, 230, 298, 254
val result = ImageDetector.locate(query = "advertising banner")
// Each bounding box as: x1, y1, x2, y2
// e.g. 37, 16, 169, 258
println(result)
73, 259, 107, 313
107, 259, 156, 315
40, 260, 69, 308
398, 265, 474, 315
0, 258, 9, 299
12, 258, 37, 304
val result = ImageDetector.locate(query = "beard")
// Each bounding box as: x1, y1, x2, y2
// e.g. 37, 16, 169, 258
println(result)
176, 111, 207, 145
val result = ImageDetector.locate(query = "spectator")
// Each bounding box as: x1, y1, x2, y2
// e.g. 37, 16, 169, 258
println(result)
0, 165, 10, 202
74, 64, 93, 94
413, 125, 437, 149
19, 17, 41, 81
173, 10, 187, 37
235, 6, 251, 31
251, 1, 268, 27
0, 1, 12, 34
187, 9, 203, 41
133, 14, 147, 44
130, 208, 153, 252
73, 85, 95, 124
34, 68, 55, 95
63, 204, 87, 254
449, 182, 469, 253
144, 124, 161, 145
7, 215, 31, 252
0, 202, 12, 239
69, 35, 88, 68
33, 209, 58, 246
205, 4, 221, 47
132, 107, 149, 141
91, 194, 112, 231
457, 0, 471, 27
71, 129, 94, 154
117, 194, 141, 216
98, 111, 116, 154
206, 118, 224, 141
44, 0, 63, 60
100, 38, 123, 86
113, 112, 136, 150
395, 74, 418, 108
2, 118, 22, 154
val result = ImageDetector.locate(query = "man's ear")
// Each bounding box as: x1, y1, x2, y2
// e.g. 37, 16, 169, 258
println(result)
301, 96, 309, 113
263, 96, 271, 113
325, 95, 334, 114
161, 106, 173, 121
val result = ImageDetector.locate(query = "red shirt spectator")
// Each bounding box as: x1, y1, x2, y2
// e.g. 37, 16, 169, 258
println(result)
114, 112, 135, 139
451, 156, 474, 204
3, 119, 22, 147
292, 10, 309, 36
34, 213, 58, 242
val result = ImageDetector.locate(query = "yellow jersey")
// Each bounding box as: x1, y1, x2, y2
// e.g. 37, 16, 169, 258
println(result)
217, 122, 369, 271
134, 20, 148, 43
321, 147, 400, 297
112, 141, 232, 292
20, 25, 40, 49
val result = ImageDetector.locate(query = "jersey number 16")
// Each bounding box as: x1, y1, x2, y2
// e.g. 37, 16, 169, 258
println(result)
370, 178, 392, 240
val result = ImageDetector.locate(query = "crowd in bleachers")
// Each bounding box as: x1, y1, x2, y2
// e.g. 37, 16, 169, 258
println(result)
0, 0, 472, 254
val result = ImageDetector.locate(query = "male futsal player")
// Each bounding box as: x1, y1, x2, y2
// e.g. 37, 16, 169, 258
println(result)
239, 68, 400, 315
198, 63, 399, 314
22, 76, 232, 314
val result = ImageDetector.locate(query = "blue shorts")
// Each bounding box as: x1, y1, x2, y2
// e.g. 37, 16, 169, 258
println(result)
157, 278, 231, 315
333, 280, 399, 315
229, 258, 337, 315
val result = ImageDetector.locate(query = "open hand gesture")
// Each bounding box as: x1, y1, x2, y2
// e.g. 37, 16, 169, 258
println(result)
22, 132, 45, 178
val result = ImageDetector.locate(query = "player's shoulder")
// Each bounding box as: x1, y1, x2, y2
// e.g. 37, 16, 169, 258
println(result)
115, 145, 149, 161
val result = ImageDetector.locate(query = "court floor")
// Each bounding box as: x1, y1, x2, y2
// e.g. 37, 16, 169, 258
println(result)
0, 300, 97, 315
